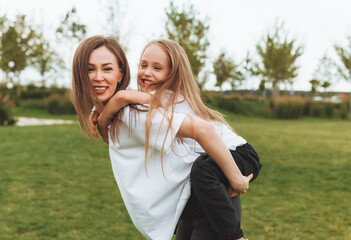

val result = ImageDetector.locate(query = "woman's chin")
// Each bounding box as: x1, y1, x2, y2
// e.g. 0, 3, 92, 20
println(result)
96, 95, 110, 104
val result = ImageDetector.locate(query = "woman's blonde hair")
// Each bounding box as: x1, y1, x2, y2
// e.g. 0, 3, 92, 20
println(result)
72, 35, 130, 140
140, 39, 227, 174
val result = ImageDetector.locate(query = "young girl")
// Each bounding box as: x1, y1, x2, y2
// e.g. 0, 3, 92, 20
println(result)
73, 36, 253, 240
92, 39, 261, 240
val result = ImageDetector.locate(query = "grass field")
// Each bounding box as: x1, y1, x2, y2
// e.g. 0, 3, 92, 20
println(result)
1, 110, 350, 239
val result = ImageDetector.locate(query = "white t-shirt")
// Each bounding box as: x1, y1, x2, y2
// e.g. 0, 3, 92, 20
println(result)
109, 106, 199, 240
172, 95, 247, 153
109, 95, 247, 240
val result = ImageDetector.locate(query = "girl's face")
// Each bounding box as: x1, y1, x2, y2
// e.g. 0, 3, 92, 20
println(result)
138, 44, 170, 92
88, 46, 122, 103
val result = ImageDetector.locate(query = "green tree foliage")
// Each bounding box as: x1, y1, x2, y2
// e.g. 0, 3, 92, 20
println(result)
313, 55, 335, 97
252, 21, 303, 97
213, 51, 244, 94
0, 15, 6, 35
56, 7, 87, 79
321, 81, 331, 96
309, 79, 320, 95
334, 35, 351, 118
56, 7, 87, 42
0, 15, 42, 96
33, 40, 64, 85
165, 1, 209, 89
100, 0, 130, 52
0, 15, 41, 73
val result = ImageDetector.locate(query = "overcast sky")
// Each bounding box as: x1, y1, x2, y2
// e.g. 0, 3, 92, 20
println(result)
1, 0, 351, 92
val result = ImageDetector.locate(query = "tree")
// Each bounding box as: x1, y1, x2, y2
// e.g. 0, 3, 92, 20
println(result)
56, 7, 87, 85
313, 55, 336, 98
0, 15, 6, 37
252, 21, 303, 97
165, 1, 210, 89
100, 0, 131, 52
213, 51, 244, 94
335, 35, 351, 118
33, 39, 64, 86
213, 52, 233, 94
56, 7, 87, 43
0, 15, 42, 96
309, 79, 320, 95
321, 81, 331, 97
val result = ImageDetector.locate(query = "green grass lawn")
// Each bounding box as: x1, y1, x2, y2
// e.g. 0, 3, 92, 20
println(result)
1, 111, 350, 239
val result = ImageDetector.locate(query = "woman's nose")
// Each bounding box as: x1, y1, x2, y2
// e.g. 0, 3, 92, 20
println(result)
95, 70, 104, 81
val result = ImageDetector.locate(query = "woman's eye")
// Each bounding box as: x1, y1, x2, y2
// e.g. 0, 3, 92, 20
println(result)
104, 68, 113, 71
88, 68, 94, 72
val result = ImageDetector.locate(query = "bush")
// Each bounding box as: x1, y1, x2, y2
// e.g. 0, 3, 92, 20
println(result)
0, 94, 15, 126
310, 102, 323, 117
207, 96, 269, 117
324, 102, 334, 118
303, 99, 312, 116
307, 101, 335, 118
46, 92, 76, 115
270, 96, 306, 119
20, 87, 67, 99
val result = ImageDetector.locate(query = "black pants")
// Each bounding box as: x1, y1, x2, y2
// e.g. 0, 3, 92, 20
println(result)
175, 143, 261, 240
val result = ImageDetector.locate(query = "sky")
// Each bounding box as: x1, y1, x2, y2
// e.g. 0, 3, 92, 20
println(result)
1, 0, 351, 92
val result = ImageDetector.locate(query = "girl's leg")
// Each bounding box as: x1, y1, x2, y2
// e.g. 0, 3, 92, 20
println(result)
174, 219, 193, 240
190, 143, 261, 240
190, 155, 243, 239
176, 194, 241, 240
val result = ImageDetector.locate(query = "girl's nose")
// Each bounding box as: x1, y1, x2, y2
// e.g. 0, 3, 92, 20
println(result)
144, 68, 152, 76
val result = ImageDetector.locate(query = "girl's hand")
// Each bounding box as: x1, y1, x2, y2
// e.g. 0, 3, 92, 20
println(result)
227, 185, 240, 198
230, 173, 254, 195
89, 109, 100, 138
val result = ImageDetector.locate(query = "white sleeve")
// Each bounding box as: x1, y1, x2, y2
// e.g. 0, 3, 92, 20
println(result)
122, 107, 186, 153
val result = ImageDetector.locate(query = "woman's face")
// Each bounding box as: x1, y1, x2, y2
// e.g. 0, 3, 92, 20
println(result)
137, 44, 170, 92
88, 46, 122, 103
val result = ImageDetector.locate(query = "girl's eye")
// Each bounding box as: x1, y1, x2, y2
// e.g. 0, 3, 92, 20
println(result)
140, 64, 147, 68
154, 66, 161, 70
88, 68, 94, 72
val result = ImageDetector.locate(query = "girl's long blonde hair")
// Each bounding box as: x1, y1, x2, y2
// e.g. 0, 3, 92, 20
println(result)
72, 35, 130, 140
140, 39, 227, 174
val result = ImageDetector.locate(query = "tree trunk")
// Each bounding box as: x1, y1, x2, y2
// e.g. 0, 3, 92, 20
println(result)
272, 81, 280, 97
16, 73, 21, 98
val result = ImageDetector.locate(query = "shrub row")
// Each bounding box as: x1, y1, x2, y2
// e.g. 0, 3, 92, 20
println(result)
204, 92, 348, 120
18, 92, 76, 115
270, 96, 305, 119
270, 96, 348, 119
0, 84, 68, 99
206, 95, 269, 118
46, 93, 76, 115
0, 94, 15, 126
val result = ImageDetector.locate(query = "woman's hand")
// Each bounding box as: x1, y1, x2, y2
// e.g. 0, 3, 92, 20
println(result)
97, 113, 109, 144
89, 109, 100, 138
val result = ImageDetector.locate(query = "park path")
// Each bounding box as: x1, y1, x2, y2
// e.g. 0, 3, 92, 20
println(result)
16, 117, 75, 126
